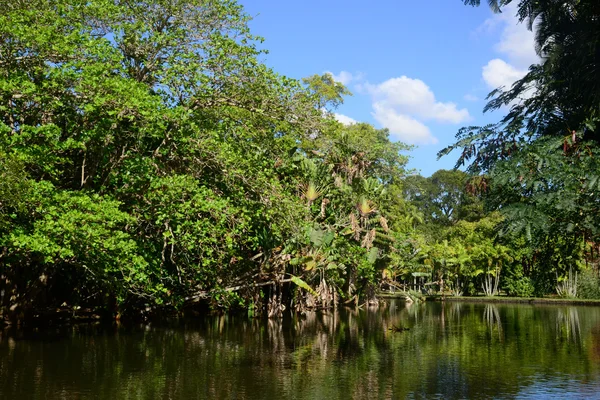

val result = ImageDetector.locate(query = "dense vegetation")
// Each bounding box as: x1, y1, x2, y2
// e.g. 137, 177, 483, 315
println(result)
444, 0, 600, 297
0, 0, 598, 321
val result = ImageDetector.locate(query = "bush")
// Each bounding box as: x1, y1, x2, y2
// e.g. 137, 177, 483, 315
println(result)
577, 269, 600, 299
504, 268, 535, 297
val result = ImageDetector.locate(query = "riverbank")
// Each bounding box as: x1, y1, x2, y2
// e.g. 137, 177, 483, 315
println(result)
444, 296, 600, 306
378, 292, 600, 306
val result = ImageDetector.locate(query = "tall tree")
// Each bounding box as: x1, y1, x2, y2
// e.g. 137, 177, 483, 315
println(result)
0, 0, 325, 314
443, 0, 600, 291
0, 0, 414, 317
403, 170, 482, 229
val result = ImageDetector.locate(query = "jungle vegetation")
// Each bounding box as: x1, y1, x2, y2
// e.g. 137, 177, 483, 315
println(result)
0, 0, 598, 320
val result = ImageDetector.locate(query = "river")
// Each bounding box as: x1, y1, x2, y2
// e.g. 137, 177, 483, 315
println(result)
2, 300, 600, 399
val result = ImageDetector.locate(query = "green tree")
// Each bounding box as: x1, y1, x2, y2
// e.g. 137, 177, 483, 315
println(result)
0, 0, 416, 316
0, 0, 327, 315
443, 0, 600, 294
302, 73, 352, 111
404, 170, 483, 231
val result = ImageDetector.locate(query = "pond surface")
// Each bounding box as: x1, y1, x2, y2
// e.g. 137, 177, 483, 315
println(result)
2, 301, 600, 399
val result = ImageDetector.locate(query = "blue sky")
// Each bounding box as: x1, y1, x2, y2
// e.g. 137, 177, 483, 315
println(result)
240, 0, 538, 176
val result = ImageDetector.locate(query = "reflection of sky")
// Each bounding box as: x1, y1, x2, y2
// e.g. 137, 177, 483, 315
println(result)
515, 375, 600, 399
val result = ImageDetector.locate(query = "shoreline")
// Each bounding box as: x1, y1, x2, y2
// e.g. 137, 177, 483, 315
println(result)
379, 293, 600, 306
6, 295, 600, 327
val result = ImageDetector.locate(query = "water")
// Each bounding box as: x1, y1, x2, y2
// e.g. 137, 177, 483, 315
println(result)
2, 301, 600, 399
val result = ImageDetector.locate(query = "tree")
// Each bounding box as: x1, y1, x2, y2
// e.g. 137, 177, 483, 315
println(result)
403, 170, 483, 230
0, 0, 327, 315
302, 73, 352, 111
288, 121, 411, 308
443, 0, 600, 294
0, 0, 416, 317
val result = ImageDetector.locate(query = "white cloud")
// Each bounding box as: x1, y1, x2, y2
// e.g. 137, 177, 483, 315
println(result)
482, 58, 528, 90
372, 103, 437, 145
493, 8, 538, 68
360, 76, 469, 144
496, 22, 538, 68
366, 76, 471, 124
334, 113, 358, 125
324, 70, 363, 86
479, 3, 539, 95
430, 102, 471, 124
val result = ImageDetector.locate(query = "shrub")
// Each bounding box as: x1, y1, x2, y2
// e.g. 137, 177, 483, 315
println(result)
504, 268, 535, 297
577, 269, 600, 299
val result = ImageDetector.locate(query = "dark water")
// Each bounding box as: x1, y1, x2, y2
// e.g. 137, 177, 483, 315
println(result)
2, 301, 600, 399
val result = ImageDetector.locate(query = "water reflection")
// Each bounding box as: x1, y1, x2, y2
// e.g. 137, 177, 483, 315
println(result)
1, 302, 600, 399
483, 304, 503, 340
556, 307, 581, 344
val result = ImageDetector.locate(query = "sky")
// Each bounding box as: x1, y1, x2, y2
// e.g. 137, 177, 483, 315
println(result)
239, 0, 539, 176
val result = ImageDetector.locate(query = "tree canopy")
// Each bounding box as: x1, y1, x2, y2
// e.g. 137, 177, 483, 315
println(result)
0, 0, 416, 318
1, 0, 599, 321
440, 0, 600, 295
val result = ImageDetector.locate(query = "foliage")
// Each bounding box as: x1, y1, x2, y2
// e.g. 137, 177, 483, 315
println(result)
0, 0, 417, 317
577, 269, 600, 300
440, 0, 600, 296
1, 0, 596, 318
503, 266, 535, 298
404, 170, 482, 229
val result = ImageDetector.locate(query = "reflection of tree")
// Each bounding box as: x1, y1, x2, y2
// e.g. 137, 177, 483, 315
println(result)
267, 317, 285, 357
448, 302, 463, 323
483, 304, 503, 340
556, 307, 581, 344
2, 303, 600, 399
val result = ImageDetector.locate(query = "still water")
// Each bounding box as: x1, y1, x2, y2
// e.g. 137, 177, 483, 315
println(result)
2, 301, 600, 399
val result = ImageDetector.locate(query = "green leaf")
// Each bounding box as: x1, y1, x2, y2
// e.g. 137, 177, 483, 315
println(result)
367, 247, 379, 264
309, 227, 325, 246
290, 275, 317, 295
304, 260, 317, 271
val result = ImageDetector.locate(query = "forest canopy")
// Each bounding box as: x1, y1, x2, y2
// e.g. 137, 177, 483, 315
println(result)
0, 0, 598, 321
